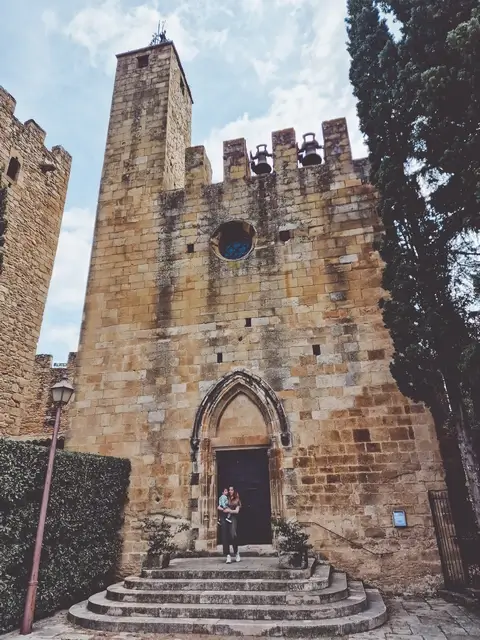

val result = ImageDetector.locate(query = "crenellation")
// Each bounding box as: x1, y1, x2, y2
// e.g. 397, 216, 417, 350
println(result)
19, 352, 77, 437
272, 128, 297, 173
0, 86, 16, 115
185, 146, 212, 190
24, 118, 47, 144
322, 117, 353, 166
223, 138, 251, 181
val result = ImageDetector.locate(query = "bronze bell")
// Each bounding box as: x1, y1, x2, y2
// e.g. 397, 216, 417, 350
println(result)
250, 144, 273, 175
298, 132, 323, 167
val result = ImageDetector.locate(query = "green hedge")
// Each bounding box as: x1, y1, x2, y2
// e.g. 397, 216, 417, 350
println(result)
0, 439, 131, 633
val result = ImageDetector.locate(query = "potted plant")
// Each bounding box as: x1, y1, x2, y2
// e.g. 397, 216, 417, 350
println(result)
272, 517, 312, 569
142, 517, 189, 569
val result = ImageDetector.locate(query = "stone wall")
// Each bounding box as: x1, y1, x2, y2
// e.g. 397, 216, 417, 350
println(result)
67, 43, 446, 594
17, 352, 77, 438
0, 86, 71, 436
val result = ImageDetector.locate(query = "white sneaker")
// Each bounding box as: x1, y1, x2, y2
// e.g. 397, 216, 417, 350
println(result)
235, 552, 241, 563
226, 554, 232, 564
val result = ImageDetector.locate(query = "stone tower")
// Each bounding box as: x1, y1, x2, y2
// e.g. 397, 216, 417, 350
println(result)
68, 40, 192, 529
68, 41, 446, 594
0, 87, 71, 436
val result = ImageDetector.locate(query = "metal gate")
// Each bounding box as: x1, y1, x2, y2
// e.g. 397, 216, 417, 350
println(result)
429, 489, 480, 590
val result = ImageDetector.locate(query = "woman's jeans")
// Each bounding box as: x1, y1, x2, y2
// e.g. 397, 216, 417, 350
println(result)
221, 517, 238, 555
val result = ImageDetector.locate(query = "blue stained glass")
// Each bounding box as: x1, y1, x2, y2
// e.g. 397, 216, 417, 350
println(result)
223, 239, 251, 260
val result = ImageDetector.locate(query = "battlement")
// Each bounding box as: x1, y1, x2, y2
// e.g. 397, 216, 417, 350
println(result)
183, 118, 369, 190
16, 352, 77, 437
0, 85, 72, 175
35, 351, 77, 372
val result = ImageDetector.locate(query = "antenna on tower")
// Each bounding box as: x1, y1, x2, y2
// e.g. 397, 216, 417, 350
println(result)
150, 20, 168, 46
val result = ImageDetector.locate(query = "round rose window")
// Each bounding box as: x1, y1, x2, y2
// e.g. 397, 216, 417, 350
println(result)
211, 221, 256, 261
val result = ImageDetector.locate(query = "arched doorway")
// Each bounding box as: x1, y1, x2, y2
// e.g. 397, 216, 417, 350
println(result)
190, 369, 291, 550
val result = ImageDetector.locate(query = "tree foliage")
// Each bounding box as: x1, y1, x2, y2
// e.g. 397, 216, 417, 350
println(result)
346, 0, 480, 527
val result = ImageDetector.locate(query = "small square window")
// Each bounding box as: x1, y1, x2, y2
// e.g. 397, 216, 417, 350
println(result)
312, 344, 321, 356
245, 318, 252, 327
279, 230, 291, 243
217, 353, 223, 363
137, 55, 149, 69
187, 244, 194, 253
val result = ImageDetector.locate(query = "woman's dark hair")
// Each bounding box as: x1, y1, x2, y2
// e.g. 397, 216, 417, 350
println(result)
228, 485, 241, 505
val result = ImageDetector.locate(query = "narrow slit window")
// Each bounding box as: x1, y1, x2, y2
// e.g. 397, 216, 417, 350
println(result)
312, 344, 321, 356
7, 157, 20, 181
217, 352, 223, 363
180, 78, 185, 95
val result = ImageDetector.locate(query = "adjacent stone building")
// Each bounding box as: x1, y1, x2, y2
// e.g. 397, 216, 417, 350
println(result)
67, 41, 446, 593
0, 87, 71, 437
16, 352, 77, 439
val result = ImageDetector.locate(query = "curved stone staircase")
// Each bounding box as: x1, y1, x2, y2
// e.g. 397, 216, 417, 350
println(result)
69, 557, 387, 636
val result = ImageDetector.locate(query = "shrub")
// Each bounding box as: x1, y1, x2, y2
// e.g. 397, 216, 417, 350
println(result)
271, 517, 312, 556
143, 517, 189, 561
0, 438, 130, 633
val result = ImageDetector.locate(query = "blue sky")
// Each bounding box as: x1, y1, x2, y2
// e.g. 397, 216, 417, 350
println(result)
2, 0, 366, 362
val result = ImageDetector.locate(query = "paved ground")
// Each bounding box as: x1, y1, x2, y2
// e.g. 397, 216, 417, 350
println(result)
3, 597, 480, 640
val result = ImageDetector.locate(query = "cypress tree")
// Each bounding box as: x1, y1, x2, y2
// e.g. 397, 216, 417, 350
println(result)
347, 0, 480, 529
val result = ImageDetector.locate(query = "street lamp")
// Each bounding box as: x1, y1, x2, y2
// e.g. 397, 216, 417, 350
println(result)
20, 376, 74, 635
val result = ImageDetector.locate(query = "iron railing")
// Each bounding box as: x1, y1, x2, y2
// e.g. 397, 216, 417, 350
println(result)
429, 489, 480, 591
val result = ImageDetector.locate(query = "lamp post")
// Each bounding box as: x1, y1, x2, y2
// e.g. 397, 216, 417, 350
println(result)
20, 376, 74, 635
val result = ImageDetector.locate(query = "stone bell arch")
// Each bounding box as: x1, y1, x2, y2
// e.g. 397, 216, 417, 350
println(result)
189, 369, 291, 549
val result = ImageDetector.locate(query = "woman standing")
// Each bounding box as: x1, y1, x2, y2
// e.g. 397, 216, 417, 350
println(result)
222, 485, 241, 563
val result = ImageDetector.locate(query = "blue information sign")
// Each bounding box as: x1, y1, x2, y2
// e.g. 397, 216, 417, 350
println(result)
392, 510, 407, 528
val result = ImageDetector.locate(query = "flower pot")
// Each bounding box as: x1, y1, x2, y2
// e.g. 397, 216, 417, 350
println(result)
278, 551, 307, 569
144, 552, 170, 569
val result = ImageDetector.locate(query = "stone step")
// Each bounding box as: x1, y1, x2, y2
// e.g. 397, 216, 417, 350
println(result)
68, 588, 387, 636
110, 572, 347, 605
125, 576, 328, 592
128, 562, 330, 592
142, 567, 312, 580
177, 550, 277, 559
141, 557, 313, 582
89, 580, 365, 620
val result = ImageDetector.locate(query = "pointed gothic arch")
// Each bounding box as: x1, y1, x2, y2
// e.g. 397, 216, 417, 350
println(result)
190, 369, 291, 462
189, 369, 290, 550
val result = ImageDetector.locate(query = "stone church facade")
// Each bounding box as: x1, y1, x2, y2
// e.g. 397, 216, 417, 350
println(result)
67, 41, 446, 593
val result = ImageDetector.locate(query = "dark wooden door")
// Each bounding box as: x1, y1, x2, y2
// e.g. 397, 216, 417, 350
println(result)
216, 448, 272, 545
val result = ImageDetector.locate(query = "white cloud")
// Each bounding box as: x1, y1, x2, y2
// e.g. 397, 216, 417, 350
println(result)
39, 323, 83, 359
47, 207, 95, 309
203, 3, 366, 181
41, 9, 59, 32
43, 1, 196, 72
43, 0, 232, 73
243, 0, 264, 14
38, 207, 95, 359
249, 17, 299, 83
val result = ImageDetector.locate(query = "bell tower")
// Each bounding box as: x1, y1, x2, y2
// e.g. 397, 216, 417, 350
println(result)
68, 41, 192, 527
